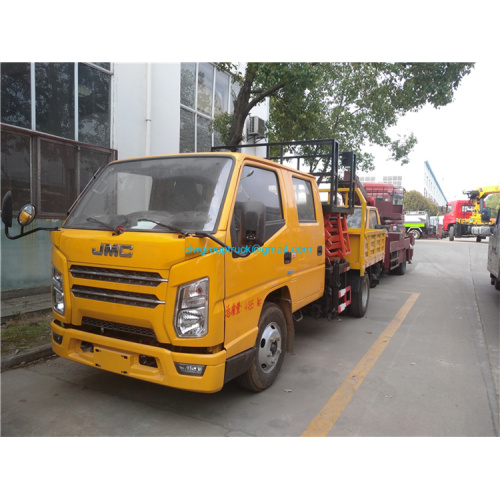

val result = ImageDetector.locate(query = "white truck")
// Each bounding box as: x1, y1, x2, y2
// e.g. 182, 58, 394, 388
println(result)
487, 206, 500, 290
404, 211, 438, 239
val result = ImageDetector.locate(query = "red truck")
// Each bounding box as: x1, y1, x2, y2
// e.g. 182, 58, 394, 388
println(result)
443, 199, 472, 240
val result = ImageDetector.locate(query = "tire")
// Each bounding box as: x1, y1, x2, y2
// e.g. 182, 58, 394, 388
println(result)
350, 273, 370, 317
236, 302, 287, 392
495, 278, 500, 291
449, 226, 455, 241
409, 229, 421, 240
476, 236, 482, 243
394, 261, 406, 276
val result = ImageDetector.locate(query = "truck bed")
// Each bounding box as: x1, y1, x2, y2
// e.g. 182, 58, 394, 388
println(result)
346, 228, 386, 275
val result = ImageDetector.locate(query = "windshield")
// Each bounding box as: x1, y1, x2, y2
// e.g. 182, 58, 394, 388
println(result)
65, 155, 234, 233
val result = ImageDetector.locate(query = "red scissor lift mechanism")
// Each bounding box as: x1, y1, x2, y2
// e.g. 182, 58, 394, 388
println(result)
212, 139, 356, 318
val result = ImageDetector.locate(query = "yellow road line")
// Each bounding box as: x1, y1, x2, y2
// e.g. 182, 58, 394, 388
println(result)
301, 292, 420, 437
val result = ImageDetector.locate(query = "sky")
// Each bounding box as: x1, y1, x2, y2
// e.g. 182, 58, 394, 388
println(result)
365, 62, 499, 201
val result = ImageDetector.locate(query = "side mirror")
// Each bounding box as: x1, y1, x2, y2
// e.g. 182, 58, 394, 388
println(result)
18, 204, 37, 226
240, 200, 266, 248
1, 191, 13, 228
1, 190, 58, 240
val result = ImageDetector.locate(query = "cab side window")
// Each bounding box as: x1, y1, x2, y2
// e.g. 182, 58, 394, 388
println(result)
368, 209, 379, 229
230, 165, 285, 249
293, 177, 316, 223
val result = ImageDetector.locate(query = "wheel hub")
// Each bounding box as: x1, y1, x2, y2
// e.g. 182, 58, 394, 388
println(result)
258, 321, 282, 373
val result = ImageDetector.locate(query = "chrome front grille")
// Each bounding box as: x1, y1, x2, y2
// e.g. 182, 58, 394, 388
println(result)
70, 265, 167, 287
72, 285, 165, 308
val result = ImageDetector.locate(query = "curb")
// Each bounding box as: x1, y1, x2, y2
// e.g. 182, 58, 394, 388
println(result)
1, 307, 53, 324
1, 344, 54, 370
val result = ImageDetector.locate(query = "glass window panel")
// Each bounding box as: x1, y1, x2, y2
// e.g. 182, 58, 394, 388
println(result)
78, 63, 111, 147
36, 63, 75, 139
180, 63, 196, 109
1, 63, 31, 128
196, 115, 212, 152
1, 130, 31, 204
80, 148, 112, 192
214, 70, 229, 115
197, 63, 213, 116
293, 177, 316, 222
230, 165, 284, 248
180, 108, 195, 153
40, 140, 77, 214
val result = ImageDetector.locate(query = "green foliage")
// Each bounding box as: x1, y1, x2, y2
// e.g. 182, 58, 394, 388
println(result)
485, 193, 500, 215
211, 112, 233, 146
215, 62, 474, 170
404, 190, 441, 216
268, 63, 473, 171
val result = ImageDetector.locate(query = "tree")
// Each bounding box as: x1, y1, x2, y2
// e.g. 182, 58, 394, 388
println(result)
404, 190, 441, 216
213, 62, 318, 148
213, 62, 474, 170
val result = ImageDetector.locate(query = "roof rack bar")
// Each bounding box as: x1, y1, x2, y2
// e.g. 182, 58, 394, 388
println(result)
212, 139, 355, 213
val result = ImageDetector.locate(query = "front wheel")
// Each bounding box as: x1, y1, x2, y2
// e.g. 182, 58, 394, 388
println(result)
236, 302, 287, 392
449, 225, 455, 241
350, 273, 370, 317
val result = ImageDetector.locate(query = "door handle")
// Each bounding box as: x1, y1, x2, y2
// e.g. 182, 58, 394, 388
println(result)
284, 251, 292, 264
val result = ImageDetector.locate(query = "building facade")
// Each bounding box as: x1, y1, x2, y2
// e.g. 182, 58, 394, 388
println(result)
359, 159, 447, 207
1, 62, 268, 293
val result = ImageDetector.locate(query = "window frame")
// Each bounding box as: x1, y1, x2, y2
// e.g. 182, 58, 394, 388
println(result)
230, 164, 285, 252
1, 124, 117, 218
1, 62, 113, 147
292, 176, 317, 223
179, 63, 236, 153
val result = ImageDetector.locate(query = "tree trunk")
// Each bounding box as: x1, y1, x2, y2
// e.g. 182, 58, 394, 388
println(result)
225, 65, 257, 150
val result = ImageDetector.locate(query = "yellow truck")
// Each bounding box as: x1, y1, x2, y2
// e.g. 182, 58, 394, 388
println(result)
2, 139, 386, 393
453, 184, 500, 242
339, 183, 386, 316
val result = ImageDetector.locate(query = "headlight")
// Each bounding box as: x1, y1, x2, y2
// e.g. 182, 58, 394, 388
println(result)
175, 278, 208, 338
52, 266, 65, 315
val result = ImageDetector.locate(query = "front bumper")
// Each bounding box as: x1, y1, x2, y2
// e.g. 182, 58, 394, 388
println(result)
51, 321, 226, 393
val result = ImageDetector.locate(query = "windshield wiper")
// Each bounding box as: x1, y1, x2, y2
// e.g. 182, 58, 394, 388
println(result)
139, 218, 229, 249
87, 217, 125, 235
138, 218, 189, 236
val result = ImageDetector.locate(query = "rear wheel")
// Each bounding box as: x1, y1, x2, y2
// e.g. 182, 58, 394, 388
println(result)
409, 229, 421, 240
495, 278, 500, 291
236, 302, 287, 392
394, 261, 406, 276
350, 273, 370, 317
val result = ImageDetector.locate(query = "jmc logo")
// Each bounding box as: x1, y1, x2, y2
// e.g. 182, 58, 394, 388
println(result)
92, 243, 133, 258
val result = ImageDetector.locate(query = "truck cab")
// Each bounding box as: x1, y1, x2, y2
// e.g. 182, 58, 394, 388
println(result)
444, 200, 472, 239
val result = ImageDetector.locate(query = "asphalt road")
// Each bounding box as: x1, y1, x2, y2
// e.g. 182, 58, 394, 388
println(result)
1, 238, 498, 438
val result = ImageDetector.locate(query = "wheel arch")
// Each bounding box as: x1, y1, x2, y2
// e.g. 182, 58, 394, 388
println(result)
264, 286, 295, 354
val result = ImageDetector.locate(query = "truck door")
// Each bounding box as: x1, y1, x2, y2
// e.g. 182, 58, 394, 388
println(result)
223, 164, 289, 356
290, 176, 325, 309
